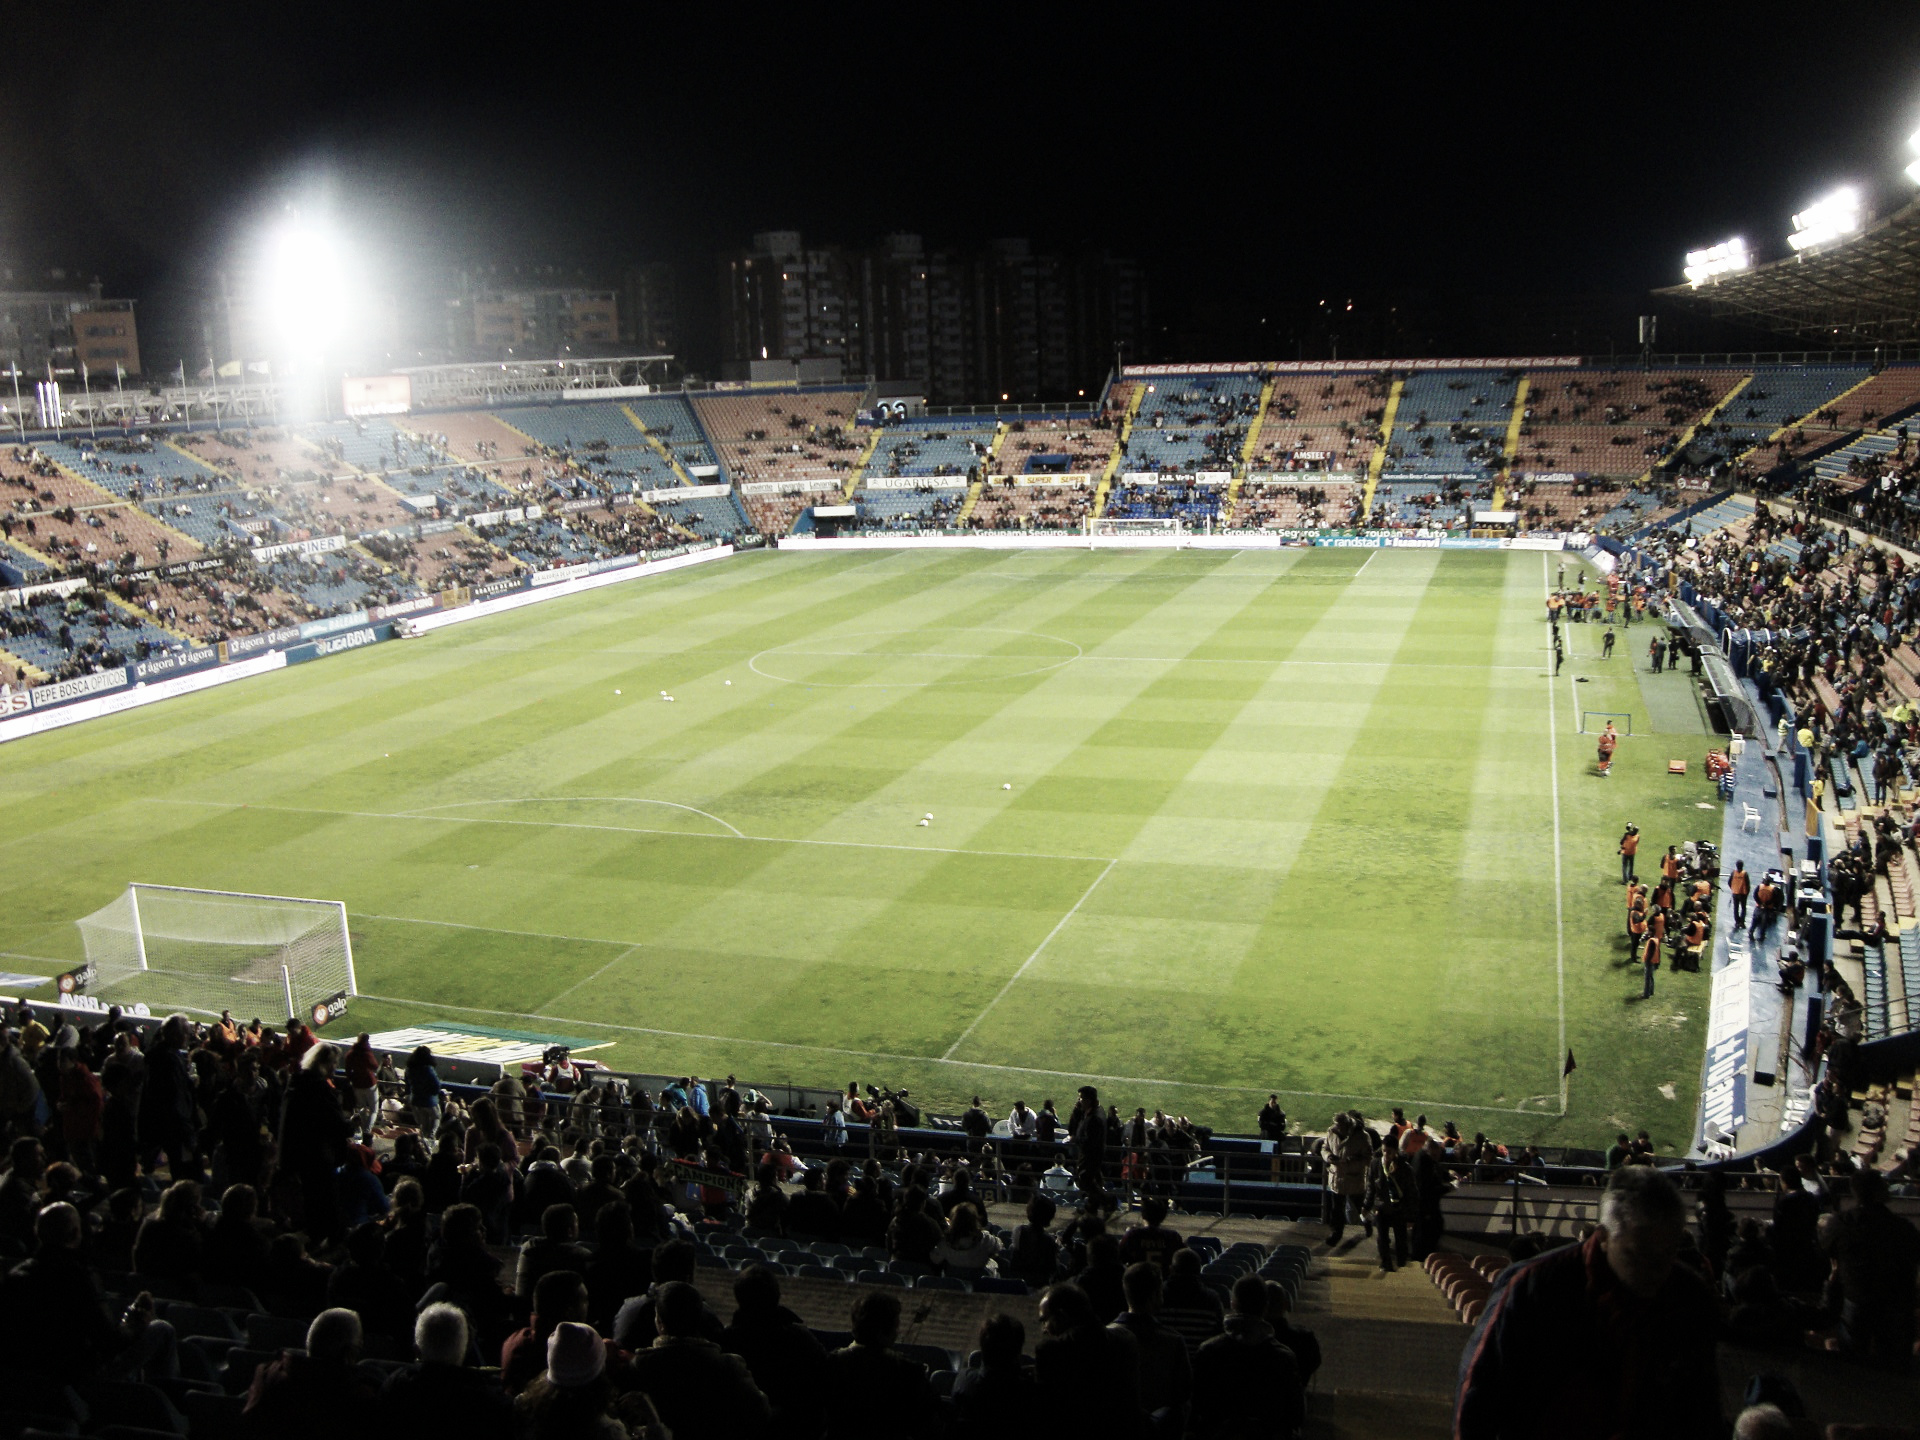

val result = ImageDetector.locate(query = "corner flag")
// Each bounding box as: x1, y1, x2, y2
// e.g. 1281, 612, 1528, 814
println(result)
1563, 1049, 1577, 1077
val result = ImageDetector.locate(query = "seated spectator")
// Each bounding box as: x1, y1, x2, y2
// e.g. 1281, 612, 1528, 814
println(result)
460, 1141, 516, 1243
1188, 1276, 1305, 1439
0, 1201, 180, 1396
1003, 1192, 1060, 1287
1266, 1281, 1322, 1384
242, 1307, 378, 1440
516, 1320, 666, 1440
952, 1311, 1039, 1427
1118, 1195, 1185, 1274
1035, 1280, 1144, 1432
841, 1173, 889, 1243
1079, 1233, 1128, 1323
721, 1264, 828, 1435
382, 1302, 515, 1439
517, 1200, 592, 1297
821, 1290, 937, 1439
1159, 1247, 1225, 1353
326, 1220, 414, 1345
424, 1202, 511, 1345
886, 1184, 942, 1266
203, 1182, 274, 1290
786, 1166, 839, 1239
584, 1200, 652, 1333
132, 1177, 205, 1280
382, 1176, 431, 1289
931, 1200, 1001, 1279
744, 1162, 788, 1235
622, 1278, 773, 1439
614, 1239, 724, 1349
502, 1269, 588, 1397
94, 1186, 143, 1274
335, 1143, 390, 1229
1110, 1261, 1192, 1433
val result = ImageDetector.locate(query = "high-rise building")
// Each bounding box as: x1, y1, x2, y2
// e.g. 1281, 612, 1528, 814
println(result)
622, 262, 679, 355
446, 282, 620, 358
0, 278, 141, 380
719, 232, 1148, 404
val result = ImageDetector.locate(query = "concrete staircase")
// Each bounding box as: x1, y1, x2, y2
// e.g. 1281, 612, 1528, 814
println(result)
1360, 380, 1404, 523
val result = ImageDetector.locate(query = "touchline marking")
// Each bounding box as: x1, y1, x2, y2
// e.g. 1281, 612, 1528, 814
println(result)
149, 798, 1117, 865
349, 988, 1542, 1114
1543, 552, 1569, 1113
1353, 548, 1378, 578
940, 857, 1117, 1061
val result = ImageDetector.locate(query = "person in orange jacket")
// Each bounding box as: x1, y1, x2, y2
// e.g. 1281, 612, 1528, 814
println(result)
1618, 822, 1638, 882
1727, 861, 1751, 927
1640, 931, 1662, 999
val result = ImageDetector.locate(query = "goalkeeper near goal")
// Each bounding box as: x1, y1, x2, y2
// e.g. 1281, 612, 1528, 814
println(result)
1596, 720, 1619, 777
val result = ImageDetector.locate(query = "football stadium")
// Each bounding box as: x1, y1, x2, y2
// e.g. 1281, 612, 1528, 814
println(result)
3, 13, 1920, 1439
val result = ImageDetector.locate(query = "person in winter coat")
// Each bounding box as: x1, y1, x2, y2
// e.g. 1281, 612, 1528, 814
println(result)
1325, 1112, 1370, 1245
280, 1042, 354, 1243
138, 1015, 200, 1180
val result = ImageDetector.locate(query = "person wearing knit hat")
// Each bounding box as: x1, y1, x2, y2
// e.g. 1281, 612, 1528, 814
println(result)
545, 1321, 604, 1387
517, 1320, 667, 1440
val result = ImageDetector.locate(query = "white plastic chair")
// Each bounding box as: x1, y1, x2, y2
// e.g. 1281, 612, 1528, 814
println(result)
1741, 804, 1761, 833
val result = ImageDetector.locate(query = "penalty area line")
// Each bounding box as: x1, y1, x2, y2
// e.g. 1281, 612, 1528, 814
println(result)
347, 988, 1546, 1114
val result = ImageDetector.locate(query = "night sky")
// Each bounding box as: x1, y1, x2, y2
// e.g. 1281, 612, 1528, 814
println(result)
7, 3, 1920, 365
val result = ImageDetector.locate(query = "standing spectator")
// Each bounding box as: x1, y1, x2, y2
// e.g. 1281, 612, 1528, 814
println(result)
343, 1033, 379, 1137
54, 1040, 103, 1178
1822, 1169, 1920, 1370
1455, 1167, 1722, 1438
138, 1014, 200, 1180
280, 1041, 353, 1243
1109, 1261, 1192, 1433
406, 1045, 444, 1134
1118, 1195, 1185, 1274
1188, 1276, 1306, 1439
1003, 1193, 1060, 1288
1072, 1084, 1108, 1199
1325, 1112, 1369, 1245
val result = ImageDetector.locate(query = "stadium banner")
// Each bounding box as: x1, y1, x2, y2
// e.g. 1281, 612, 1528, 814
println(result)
251, 533, 348, 563
860, 477, 967, 491
641, 484, 730, 502
529, 561, 593, 588
309, 989, 350, 1029
31, 668, 129, 708
473, 575, 528, 600
741, 478, 839, 496
223, 624, 303, 660
341, 375, 412, 417
991, 473, 1094, 486
466, 506, 537, 529
1244, 472, 1363, 485
286, 624, 389, 664
1518, 471, 1584, 484
1, 575, 91, 608
299, 610, 372, 641
1699, 944, 1752, 1141
1380, 472, 1482, 483
369, 596, 436, 622
1123, 357, 1580, 376
131, 647, 220, 682
151, 556, 227, 582
0, 650, 287, 744
406, 543, 735, 637
55, 961, 97, 996
557, 496, 613, 515
560, 384, 650, 400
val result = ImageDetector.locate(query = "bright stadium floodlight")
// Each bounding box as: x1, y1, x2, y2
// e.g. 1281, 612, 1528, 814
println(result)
1905, 128, 1920, 185
258, 204, 360, 369
1683, 237, 1750, 286
1788, 185, 1863, 251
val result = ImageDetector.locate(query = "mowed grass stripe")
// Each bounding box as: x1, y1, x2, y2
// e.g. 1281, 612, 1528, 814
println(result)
948, 548, 1442, 1081
550, 550, 1323, 1056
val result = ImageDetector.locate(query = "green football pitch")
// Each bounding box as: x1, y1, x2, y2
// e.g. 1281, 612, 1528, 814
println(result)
0, 545, 1725, 1152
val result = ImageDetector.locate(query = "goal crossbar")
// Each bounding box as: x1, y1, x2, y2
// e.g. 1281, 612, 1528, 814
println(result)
1578, 710, 1635, 736
75, 884, 356, 1023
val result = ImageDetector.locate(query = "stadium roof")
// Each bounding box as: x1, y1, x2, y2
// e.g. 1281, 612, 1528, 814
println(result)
1657, 196, 1920, 344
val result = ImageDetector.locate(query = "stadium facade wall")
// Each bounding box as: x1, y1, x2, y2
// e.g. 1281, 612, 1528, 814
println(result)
783, 532, 1574, 552
0, 541, 743, 744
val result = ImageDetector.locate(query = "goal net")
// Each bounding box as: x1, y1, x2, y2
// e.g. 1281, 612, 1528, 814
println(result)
1087, 516, 1185, 547
75, 884, 356, 1024
1578, 710, 1635, 736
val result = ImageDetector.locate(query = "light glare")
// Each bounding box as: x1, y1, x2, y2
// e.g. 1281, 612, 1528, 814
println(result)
1683, 237, 1750, 286
1788, 186, 1863, 251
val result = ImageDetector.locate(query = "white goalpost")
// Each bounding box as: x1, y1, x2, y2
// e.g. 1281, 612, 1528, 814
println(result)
1085, 516, 1186, 548
75, 884, 356, 1024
